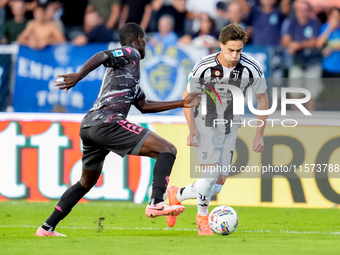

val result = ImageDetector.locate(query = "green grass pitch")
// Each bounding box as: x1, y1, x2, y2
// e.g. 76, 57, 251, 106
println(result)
1, 201, 339, 255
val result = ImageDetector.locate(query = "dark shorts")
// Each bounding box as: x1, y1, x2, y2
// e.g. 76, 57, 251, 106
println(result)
79, 120, 150, 170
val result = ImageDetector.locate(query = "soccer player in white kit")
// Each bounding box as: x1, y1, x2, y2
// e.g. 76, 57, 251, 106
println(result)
166, 24, 269, 235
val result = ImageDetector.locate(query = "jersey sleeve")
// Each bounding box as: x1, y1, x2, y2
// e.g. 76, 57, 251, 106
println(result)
186, 70, 205, 93
186, 58, 207, 93
245, 55, 267, 94
103, 47, 140, 69
133, 86, 146, 103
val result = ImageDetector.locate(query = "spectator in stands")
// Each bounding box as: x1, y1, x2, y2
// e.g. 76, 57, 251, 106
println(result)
299, 0, 340, 13
185, 0, 220, 33
86, 0, 121, 31
17, 3, 66, 49
0, 0, 10, 39
215, 1, 229, 31
316, 7, 340, 78
2, 0, 27, 44
225, 1, 247, 29
45, 0, 64, 33
59, 0, 87, 41
281, 1, 322, 110
23, 0, 37, 20
178, 13, 219, 48
119, 0, 152, 31
72, 9, 113, 46
186, 0, 219, 19
245, 0, 291, 46
149, 0, 186, 37
149, 14, 178, 45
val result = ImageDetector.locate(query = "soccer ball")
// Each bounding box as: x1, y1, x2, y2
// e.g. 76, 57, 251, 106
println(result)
209, 205, 239, 235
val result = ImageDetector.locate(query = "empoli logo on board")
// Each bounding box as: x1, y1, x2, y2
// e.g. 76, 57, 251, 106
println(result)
140, 44, 196, 112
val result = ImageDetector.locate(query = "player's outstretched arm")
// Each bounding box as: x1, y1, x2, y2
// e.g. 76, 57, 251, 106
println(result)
253, 91, 269, 153
55, 51, 109, 93
183, 90, 199, 147
135, 92, 202, 114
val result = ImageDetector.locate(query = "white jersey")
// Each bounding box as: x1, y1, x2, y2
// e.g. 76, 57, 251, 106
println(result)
187, 51, 267, 134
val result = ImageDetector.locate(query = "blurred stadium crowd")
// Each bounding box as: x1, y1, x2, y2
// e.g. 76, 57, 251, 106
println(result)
0, 0, 339, 111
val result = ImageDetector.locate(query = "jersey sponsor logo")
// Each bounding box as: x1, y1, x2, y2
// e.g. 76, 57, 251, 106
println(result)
113, 50, 124, 57
197, 83, 222, 107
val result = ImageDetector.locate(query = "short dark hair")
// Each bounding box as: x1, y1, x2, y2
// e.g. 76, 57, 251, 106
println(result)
330, 7, 340, 15
119, 22, 145, 46
219, 23, 247, 45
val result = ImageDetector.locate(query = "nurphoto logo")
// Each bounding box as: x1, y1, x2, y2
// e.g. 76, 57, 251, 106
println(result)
198, 85, 312, 128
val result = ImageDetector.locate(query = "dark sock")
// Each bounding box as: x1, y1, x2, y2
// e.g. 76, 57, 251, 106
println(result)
42, 182, 89, 231
150, 152, 176, 205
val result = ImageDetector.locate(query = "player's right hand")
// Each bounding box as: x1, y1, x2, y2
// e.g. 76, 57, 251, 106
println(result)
183, 92, 203, 108
55, 73, 82, 93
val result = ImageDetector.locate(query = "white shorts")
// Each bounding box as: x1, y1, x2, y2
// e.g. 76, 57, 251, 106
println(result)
193, 117, 239, 176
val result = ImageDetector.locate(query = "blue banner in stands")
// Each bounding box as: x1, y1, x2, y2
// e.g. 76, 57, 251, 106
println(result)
13, 44, 108, 113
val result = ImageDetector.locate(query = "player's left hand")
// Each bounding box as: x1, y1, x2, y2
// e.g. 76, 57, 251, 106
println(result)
253, 136, 264, 153
55, 73, 82, 93
183, 92, 203, 108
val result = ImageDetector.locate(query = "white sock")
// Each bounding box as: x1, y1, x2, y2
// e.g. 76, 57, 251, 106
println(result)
176, 181, 223, 202
196, 178, 216, 216
176, 181, 199, 202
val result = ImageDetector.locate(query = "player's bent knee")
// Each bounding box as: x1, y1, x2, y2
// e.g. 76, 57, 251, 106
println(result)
79, 169, 101, 189
169, 143, 177, 156
160, 142, 177, 156
79, 179, 96, 190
